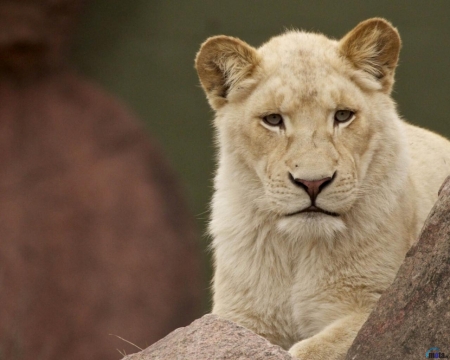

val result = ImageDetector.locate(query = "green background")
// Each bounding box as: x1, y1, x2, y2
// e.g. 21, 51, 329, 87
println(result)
72, 1, 450, 306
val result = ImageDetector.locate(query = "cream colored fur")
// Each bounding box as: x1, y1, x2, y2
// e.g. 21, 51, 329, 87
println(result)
195, 18, 450, 359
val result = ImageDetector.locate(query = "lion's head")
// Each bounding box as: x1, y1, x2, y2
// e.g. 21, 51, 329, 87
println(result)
196, 19, 407, 240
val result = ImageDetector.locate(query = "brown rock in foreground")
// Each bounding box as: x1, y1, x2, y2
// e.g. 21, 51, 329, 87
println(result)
122, 314, 294, 360
346, 176, 450, 360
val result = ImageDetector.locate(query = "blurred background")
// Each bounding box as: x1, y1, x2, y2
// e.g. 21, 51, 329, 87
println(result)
1, 1, 450, 359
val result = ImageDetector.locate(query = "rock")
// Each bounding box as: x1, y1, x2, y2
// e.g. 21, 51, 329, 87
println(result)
0, 1, 202, 359
122, 314, 294, 360
346, 176, 450, 359
0, 70, 202, 360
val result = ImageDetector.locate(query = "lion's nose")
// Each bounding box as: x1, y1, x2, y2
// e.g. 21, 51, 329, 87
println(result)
289, 172, 336, 203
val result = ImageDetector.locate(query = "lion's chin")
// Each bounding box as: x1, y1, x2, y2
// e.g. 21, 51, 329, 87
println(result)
286, 205, 340, 217
276, 213, 347, 242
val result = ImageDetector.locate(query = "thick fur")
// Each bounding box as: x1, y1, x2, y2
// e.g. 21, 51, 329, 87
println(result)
195, 18, 450, 359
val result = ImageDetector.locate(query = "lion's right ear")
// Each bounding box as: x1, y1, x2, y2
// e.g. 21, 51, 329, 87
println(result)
195, 36, 260, 110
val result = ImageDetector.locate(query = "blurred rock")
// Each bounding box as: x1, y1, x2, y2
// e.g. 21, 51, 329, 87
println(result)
0, 71, 202, 360
0, 1, 202, 359
346, 176, 450, 359
122, 314, 294, 360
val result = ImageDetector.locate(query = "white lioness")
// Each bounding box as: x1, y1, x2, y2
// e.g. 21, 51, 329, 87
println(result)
195, 18, 450, 359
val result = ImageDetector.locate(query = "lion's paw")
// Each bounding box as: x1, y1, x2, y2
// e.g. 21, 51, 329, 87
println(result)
288, 337, 345, 360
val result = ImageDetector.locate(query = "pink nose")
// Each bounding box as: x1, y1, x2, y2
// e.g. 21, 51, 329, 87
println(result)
289, 173, 335, 202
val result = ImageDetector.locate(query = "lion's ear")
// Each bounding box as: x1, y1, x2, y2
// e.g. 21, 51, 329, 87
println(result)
195, 35, 260, 110
339, 18, 401, 93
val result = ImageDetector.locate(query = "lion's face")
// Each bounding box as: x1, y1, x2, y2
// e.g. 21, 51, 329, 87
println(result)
196, 20, 401, 237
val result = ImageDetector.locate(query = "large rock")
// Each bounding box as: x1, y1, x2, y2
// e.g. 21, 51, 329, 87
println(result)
0, 1, 202, 359
0, 73, 202, 360
122, 314, 294, 360
346, 176, 450, 359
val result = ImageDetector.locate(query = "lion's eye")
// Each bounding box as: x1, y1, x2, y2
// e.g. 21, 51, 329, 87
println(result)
334, 110, 354, 123
263, 114, 283, 127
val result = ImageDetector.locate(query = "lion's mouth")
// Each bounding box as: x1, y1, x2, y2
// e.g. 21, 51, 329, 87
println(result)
286, 205, 339, 217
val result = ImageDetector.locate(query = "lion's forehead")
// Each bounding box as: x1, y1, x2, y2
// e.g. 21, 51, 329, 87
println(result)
250, 72, 362, 120
255, 33, 361, 116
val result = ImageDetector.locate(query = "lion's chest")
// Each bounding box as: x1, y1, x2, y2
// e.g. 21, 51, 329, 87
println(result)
212, 233, 332, 349
213, 259, 296, 348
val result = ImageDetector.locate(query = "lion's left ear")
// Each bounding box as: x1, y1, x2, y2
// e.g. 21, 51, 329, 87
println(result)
339, 18, 401, 93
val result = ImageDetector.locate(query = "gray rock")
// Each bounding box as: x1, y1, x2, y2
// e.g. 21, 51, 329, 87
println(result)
122, 314, 294, 360
346, 176, 450, 359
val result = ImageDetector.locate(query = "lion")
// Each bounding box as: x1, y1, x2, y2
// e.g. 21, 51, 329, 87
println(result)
195, 18, 450, 359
